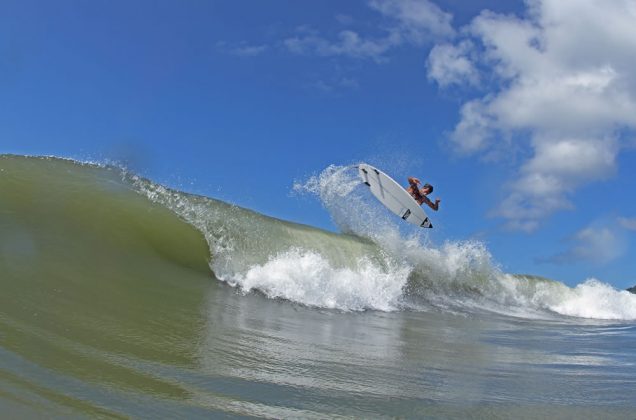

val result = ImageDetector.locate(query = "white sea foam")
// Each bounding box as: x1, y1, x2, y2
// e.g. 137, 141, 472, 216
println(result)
224, 248, 409, 311
540, 279, 636, 320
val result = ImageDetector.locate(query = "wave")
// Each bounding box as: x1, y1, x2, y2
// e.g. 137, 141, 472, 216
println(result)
2, 155, 635, 320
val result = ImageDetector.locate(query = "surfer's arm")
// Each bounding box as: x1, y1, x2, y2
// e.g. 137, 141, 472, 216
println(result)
421, 196, 440, 211
407, 177, 420, 187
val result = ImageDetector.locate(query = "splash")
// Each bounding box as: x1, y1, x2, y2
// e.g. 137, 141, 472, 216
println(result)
291, 164, 636, 319
229, 248, 409, 311
293, 164, 408, 241
538, 279, 636, 320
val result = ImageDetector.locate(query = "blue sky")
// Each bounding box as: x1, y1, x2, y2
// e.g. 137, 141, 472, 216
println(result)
2, 0, 635, 288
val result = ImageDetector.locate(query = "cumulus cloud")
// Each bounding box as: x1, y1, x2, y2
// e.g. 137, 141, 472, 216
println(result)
426, 41, 479, 88
539, 224, 627, 265
284, 0, 454, 61
428, 0, 636, 231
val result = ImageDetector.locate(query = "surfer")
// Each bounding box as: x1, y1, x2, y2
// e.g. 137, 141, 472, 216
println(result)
357, 163, 435, 228
406, 177, 440, 211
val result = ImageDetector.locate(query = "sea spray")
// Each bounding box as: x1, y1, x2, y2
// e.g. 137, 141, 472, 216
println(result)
292, 164, 636, 319
293, 164, 400, 237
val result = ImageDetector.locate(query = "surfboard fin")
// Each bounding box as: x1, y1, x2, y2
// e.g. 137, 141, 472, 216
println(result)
402, 209, 411, 220
420, 218, 433, 228
360, 168, 371, 185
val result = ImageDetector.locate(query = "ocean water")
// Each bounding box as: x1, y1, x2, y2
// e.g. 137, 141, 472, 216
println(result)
1, 155, 635, 418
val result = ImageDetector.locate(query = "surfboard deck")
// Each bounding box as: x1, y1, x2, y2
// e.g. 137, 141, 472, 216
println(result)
358, 163, 432, 228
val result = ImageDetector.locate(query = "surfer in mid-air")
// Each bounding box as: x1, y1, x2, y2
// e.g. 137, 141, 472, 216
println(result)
357, 163, 436, 228
406, 177, 440, 211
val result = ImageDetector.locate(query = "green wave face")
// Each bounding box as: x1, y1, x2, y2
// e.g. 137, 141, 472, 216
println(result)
0, 155, 215, 412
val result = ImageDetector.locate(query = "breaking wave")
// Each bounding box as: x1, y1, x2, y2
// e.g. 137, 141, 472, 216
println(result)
2, 155, 635, 320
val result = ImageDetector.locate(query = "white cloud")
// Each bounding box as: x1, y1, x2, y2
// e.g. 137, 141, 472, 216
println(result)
618, 217, 636, 231
284, 30, 400, 61
540, 224, 627, 265
368, 0, 455, 41
231, 44, 269, 57
427, 41, 479, 87
216, 41, 269, 57
429, 0, 636, 231
284, 0, 454, 61
495, 135, 619, 231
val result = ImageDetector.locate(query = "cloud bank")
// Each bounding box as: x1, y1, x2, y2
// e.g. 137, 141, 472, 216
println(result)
427, 0, 636, 231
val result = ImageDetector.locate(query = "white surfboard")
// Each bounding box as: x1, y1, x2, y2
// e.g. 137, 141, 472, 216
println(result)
358, 163, 433, 228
